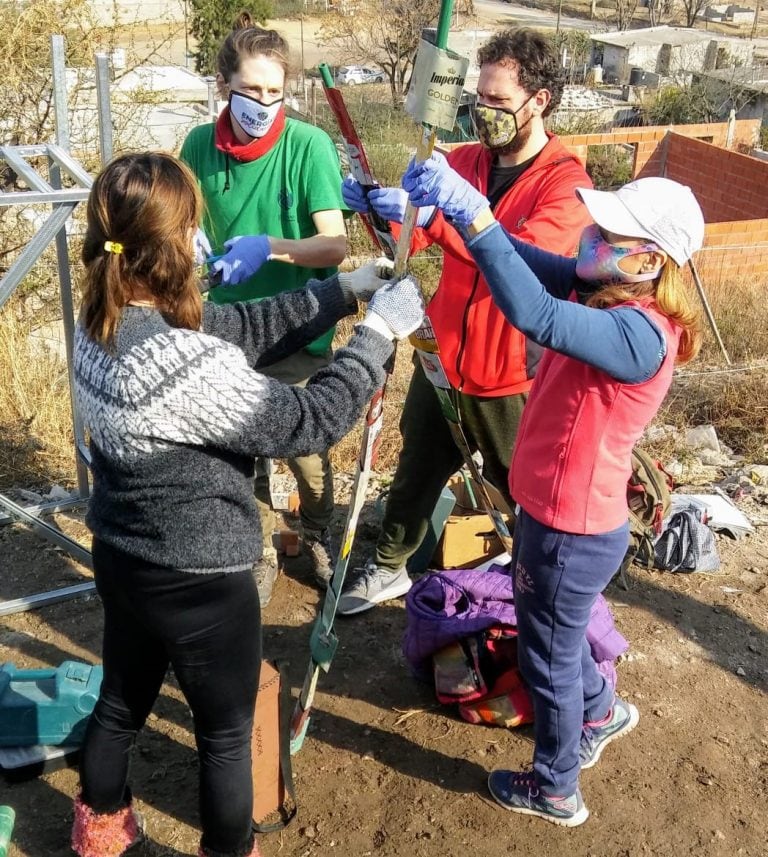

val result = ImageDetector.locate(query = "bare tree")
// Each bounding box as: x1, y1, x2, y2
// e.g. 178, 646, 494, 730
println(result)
613, 0, 639, 31
679, 0, 713, 27
320, 0, 441, 105
647, 0, 676, 26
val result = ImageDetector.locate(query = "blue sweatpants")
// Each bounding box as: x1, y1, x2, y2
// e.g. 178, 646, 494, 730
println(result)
511, 508, 629, 796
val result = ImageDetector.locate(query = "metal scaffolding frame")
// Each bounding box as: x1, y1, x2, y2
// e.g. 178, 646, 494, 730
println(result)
0, 37, 113, 616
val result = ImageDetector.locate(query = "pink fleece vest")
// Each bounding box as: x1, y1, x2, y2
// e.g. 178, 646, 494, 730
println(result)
509, 299, 681, 535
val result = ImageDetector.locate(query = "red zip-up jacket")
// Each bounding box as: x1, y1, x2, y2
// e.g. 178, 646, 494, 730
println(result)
410, 135, 592, 397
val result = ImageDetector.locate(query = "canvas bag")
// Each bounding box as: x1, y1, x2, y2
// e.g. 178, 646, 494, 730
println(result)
653, 506, 721, 573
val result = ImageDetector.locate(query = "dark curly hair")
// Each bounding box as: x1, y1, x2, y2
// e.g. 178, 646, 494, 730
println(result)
477, 28, 564, 116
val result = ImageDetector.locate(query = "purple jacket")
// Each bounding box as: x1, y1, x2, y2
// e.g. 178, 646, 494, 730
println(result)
403, 566, 628, 686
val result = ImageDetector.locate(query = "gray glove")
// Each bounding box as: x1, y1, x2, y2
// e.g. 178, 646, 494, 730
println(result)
360, 275, 424, 341
338, 257, 395, 302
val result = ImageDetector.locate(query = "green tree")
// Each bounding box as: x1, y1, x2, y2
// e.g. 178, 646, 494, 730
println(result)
190, 0, 273, 76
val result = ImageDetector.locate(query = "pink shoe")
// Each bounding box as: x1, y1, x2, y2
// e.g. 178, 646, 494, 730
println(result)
198, 836, 261, 857
71, 795, 144, 857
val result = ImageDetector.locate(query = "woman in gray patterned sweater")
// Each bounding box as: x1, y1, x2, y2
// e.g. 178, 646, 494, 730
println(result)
70, 151, 423, 857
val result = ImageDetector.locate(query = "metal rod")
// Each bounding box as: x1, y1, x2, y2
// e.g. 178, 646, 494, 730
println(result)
0, 583, 97, 617
53, 201, 90, 497
688, 258, 732, 366
0, 494, 92, 568
0, 204, 75, 310
47, 145, 94, 189
0, 189, 90, 206
95, 53, 114, 165
0, 497, 86, 528
0, 148, 54, 193
51, 35, 70, 150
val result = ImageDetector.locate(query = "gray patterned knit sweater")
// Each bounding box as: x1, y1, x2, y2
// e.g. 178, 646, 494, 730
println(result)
73, 277, 392, 573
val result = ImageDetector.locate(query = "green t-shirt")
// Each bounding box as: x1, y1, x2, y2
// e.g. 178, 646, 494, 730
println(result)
180, 117, 345, 355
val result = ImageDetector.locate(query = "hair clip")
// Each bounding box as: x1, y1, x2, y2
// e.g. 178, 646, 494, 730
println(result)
104, 240, 124, 254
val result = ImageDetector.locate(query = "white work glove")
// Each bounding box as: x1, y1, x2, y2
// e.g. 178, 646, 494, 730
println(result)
193, 227, 212, 266
338, 257, 395, 302
360, 275, 424, 341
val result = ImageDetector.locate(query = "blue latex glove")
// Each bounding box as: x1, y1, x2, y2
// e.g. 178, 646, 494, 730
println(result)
342, 176, 434, 226
342, 175, 370, 213
212, 235, 272, 286
402, 152, 489, 228
367, 187, 434, 228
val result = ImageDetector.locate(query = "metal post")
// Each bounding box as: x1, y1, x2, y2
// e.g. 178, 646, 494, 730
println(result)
49, 36, 91, 497
688, 259, 732, 366
51, 35, 69, 149
300, 15, 305, 91
95, 53, 114, 166
205, 76, 217, 118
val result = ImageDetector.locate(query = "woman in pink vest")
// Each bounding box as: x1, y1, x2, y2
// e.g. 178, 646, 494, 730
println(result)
402, 154, 703, 827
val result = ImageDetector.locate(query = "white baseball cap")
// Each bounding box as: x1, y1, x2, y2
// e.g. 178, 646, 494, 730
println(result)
575, 177, 705, 267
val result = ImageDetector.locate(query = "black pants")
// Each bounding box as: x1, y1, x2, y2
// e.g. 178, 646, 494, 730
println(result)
81, 539, 261, 856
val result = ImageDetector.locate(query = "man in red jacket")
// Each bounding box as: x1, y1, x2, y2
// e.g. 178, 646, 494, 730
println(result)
338, 28, 593, 615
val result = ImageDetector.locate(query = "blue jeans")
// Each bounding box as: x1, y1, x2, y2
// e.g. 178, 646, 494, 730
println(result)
511, 509, 628, 796
81, 539, 261, 856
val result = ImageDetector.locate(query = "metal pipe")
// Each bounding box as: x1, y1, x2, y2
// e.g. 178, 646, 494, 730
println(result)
51, 35, 70, 150
95, 53, 114, 165
688, 258, 732, 366
0, 583, 97, 617
0, 494, 92, 568
0, 497, 86, 528
0, 204, 75, 310
0, 189, 90, 206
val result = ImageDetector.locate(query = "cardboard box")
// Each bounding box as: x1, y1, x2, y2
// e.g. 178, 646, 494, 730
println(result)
252, 661, 284, 824
432, 473, 511, 570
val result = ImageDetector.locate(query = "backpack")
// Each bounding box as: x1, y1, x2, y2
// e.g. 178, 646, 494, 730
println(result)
618, 447, 673, 586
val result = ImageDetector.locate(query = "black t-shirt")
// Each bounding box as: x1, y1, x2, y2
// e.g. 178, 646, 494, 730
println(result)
487, 153, 538, 208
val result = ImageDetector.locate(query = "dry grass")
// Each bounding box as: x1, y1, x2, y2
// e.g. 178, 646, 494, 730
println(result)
3, 262, 768, 494
0, 301, 76, 492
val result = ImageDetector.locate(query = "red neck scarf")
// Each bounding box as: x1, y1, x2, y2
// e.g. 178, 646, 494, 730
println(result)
214, 105, 286, 162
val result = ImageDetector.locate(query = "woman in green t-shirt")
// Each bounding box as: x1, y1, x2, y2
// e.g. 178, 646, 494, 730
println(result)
181, 13, 348, 605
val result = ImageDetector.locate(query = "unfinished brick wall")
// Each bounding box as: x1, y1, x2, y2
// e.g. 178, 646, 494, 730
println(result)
561, 121, 768, 284
661, 133, 768, 222
445, 120, 768, 284
558, 119, 761, 178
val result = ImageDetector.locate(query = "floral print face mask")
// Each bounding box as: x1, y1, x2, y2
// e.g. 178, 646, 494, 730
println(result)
575, 224, 661, 287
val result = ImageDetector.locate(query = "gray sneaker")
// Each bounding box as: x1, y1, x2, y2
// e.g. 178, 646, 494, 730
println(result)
337, 562, 412, 616
302, 526, 336, 588
254, 547, 280, 607
580, 697, 640, 769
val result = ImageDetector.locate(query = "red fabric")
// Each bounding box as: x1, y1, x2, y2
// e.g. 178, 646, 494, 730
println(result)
398, 135, 593, 396
510, 298, 682, 535
214, 105, 286, 161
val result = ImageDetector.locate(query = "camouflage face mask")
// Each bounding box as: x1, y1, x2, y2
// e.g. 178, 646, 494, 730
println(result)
471, 98, 533, 150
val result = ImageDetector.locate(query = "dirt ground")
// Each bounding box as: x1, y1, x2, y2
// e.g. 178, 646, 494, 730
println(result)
0, 469, 766, 857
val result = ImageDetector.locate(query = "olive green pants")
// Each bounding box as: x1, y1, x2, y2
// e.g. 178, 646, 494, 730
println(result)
375, 361, 526, 572
254, 349, 335, 538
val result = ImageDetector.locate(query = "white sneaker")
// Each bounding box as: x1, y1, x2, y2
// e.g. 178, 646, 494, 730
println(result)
337, 562, 411, 615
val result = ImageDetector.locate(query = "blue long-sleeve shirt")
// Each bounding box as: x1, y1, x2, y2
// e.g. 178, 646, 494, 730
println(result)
465, 222, 667, 384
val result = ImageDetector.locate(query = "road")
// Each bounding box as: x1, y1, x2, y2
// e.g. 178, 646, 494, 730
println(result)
473, 0, 603, 31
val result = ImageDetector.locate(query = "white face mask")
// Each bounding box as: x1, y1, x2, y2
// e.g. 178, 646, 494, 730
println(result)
229, 91, 283, 138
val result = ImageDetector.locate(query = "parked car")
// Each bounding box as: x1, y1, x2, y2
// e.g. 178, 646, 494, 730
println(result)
335, 65, 385, 85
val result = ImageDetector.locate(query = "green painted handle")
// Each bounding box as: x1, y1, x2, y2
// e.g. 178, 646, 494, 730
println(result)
318, 63, 335, 88
0, 806, 15, 856
435, 0, 455, 49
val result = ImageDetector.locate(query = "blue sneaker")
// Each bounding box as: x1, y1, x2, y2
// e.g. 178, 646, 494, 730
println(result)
580, 697, 640, 769
487, 770, 589, 827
